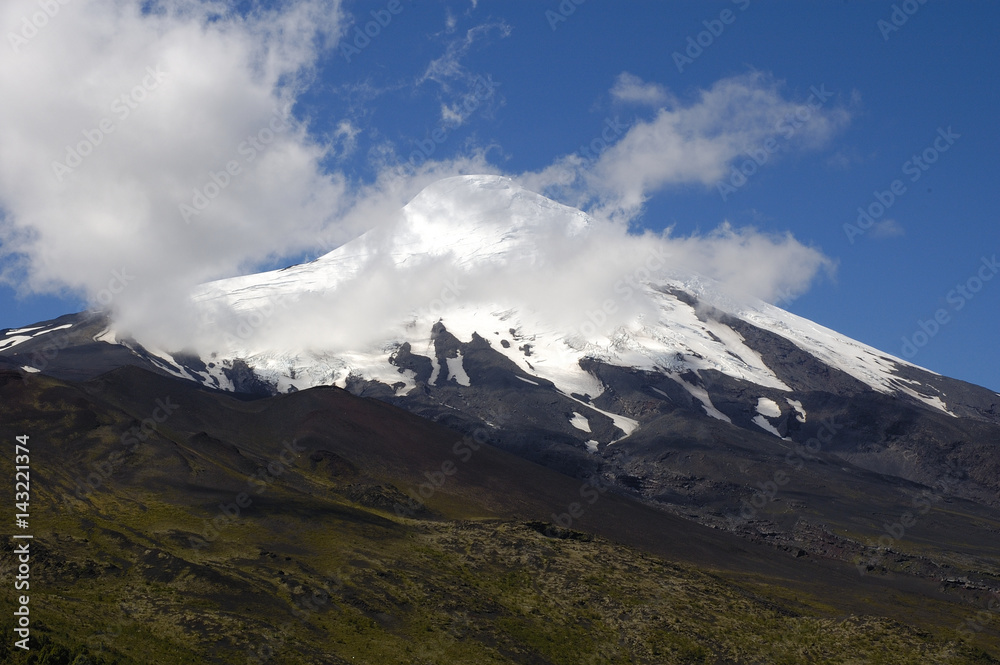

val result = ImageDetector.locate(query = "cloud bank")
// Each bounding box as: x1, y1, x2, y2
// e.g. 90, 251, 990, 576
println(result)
0, 0, 353, 341
0, 1, 847, 355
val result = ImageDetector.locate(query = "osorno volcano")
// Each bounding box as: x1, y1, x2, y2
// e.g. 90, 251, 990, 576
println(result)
3, 173, 999, 564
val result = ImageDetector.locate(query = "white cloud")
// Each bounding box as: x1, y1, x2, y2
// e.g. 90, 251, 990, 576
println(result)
524, 72, 852, 223
869, 218, 905, 239
661, 222, 835, 304
826, 146, 867, 170
0, 0, 352, 346
331, 120, 361, 160
418, 21, 510, 126
610, 72, 671, 107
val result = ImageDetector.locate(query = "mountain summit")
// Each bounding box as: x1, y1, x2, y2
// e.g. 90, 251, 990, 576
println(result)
90, 174, 989, 421
2, 174, 999, 559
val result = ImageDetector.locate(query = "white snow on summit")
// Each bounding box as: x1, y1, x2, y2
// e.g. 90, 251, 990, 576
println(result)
101, 174, 952, 421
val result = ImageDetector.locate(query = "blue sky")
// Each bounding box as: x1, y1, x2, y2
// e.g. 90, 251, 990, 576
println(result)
1, 0, 998, 391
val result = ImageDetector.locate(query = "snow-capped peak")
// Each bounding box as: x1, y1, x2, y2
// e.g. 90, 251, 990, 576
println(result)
106, 174, 953, 419
194, 175, 591, 304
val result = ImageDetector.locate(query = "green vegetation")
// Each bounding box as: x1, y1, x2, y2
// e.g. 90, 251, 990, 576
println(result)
2, 499, 997, 664
2, 368, 998, 664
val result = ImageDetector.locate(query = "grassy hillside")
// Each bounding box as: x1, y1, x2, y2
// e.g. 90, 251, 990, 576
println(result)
3, 510, 997, 665
1, 368, 997, 664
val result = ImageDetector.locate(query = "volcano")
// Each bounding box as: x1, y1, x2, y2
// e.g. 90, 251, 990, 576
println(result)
2, 175, 1000, 662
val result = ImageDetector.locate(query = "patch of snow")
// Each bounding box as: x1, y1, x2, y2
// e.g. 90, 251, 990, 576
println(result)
560, 391, 638, 439
338, 350, 419, 395
446, 352, 471, 386
199, 363, 235, 392
0, 336, 33, 352
141, 345, 199, 381
516, 375, 539, 386
752, 414, 783, 438
670, 375, 731, 423
893, 384, 956, 418
93, 327, 117, 344
649, 386, 673, 401
585, 440, 599, 453
756, 397, 782, 419
38, 324, 73, 334
786, 398, 806, 423
569, 412, 591, 432
406, 302, 610, 400
6, 326, 43, 335
21, 366, 40, 373
428, 350, 441, 386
